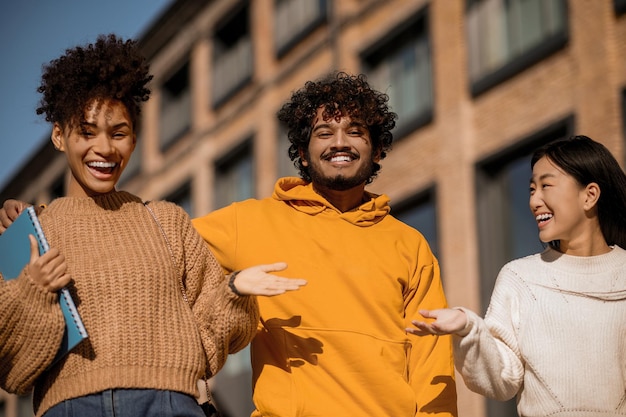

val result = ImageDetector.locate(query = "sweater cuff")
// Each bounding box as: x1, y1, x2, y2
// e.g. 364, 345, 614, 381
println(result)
19, 267, 59, 305
452, 306, 473, 337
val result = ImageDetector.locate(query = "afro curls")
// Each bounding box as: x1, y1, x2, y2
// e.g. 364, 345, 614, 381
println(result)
36, 33, 152, 133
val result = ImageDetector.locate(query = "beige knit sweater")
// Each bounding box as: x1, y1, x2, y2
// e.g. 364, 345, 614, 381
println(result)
454, 246, 626, 417
0, 191, 259, 416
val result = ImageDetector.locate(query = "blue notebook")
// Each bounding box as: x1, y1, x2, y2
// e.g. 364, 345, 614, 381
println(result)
0, 206, 88, 365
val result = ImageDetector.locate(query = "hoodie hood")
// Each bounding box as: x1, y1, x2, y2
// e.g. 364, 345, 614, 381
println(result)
272, 177, 390, 227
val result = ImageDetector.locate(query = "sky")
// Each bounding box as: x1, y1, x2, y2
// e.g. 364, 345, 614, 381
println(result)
0, 0, 173, 189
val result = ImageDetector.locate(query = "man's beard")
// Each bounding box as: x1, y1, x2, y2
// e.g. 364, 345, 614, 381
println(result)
307, 157, 375, 191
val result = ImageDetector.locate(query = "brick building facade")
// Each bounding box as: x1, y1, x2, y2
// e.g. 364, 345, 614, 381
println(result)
2, 1, 625, 416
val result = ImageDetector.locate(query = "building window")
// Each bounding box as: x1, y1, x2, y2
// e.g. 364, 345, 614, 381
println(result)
160, 61, 191, 151
394, 188, 439, 261
616, 0, 626, 14
214, 140, 255, 209
362, 7, 433, 139
119, 136, 142, 185
166, 182, 192, 216
475, 118, 573, 416
622, 89, 626, 165
277, 124, 299, 179
212, 3, 253, 107
467, 0, 568, 96
212, 139, 256, 413
274, 0, 327, 57
49, 172, 65, 201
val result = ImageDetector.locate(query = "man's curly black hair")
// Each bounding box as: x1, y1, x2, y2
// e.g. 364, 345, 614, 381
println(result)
277, 71, 397, 184
36, 34, 152, 133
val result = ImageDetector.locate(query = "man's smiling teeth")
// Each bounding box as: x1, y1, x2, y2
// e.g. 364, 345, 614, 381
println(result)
536, 213, 553, 222
87, 161, 117, 168
330, 155, 352, 162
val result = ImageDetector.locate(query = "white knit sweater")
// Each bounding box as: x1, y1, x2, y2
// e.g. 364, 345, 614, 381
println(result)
454, 246, 626, 417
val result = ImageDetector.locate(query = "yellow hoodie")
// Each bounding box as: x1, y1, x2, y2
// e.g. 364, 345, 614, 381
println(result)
192, 177, 457, 417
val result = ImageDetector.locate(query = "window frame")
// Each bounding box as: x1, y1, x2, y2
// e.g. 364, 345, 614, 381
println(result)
212, 2, 254, 108
467, 0, 569, 97
393, 186, 440, 261
214, 138, 255, 209
475, 117, 574, 312
277, 123, 299, 179
159, 60, 192, 151
274, 0, 328, 57
622, 89, 626, 165
360, 5, 434, 140
119, 135, 142, 185
166, 181, 193, 216
474, 116, 574, 417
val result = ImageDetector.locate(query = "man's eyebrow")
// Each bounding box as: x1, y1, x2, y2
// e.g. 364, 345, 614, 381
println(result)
311, 119, 367, 132
312, 123, 331, 132
348, 120, 366, 128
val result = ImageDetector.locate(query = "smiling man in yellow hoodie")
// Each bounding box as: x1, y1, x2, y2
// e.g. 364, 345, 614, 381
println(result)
192, 72, 458, 417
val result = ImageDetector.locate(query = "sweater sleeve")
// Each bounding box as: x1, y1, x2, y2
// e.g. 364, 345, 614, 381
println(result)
0, 270, 65, 394
404, 239, 458, 417
165, 204, 259, 377
453, 268, 524, 401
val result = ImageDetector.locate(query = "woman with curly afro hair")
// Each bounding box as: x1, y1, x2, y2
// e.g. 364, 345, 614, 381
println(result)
0, 34, 306, 417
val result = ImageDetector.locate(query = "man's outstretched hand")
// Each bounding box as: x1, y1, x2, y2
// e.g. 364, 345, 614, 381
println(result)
233, 262, 307, 296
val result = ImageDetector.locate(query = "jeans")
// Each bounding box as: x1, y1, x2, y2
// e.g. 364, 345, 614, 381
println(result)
43, 389, 206, 417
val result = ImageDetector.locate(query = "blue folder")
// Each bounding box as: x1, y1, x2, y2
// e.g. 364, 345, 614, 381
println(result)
0, 206, 88, 364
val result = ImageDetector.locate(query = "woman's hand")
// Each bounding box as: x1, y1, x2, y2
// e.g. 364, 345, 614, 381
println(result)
406, 308, 468, 336
26, 235, 71, 293
231, 262, 307, 296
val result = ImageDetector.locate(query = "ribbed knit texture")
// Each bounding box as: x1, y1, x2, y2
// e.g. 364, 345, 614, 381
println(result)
455, 246, 626, 417
192, 177, 458, 417
1, 191, 258, 417
0, 269, 64, 394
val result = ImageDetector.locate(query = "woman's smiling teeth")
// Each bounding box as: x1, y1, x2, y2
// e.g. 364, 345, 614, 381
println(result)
87, 161, 117, 173
536, 213, 553, 224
